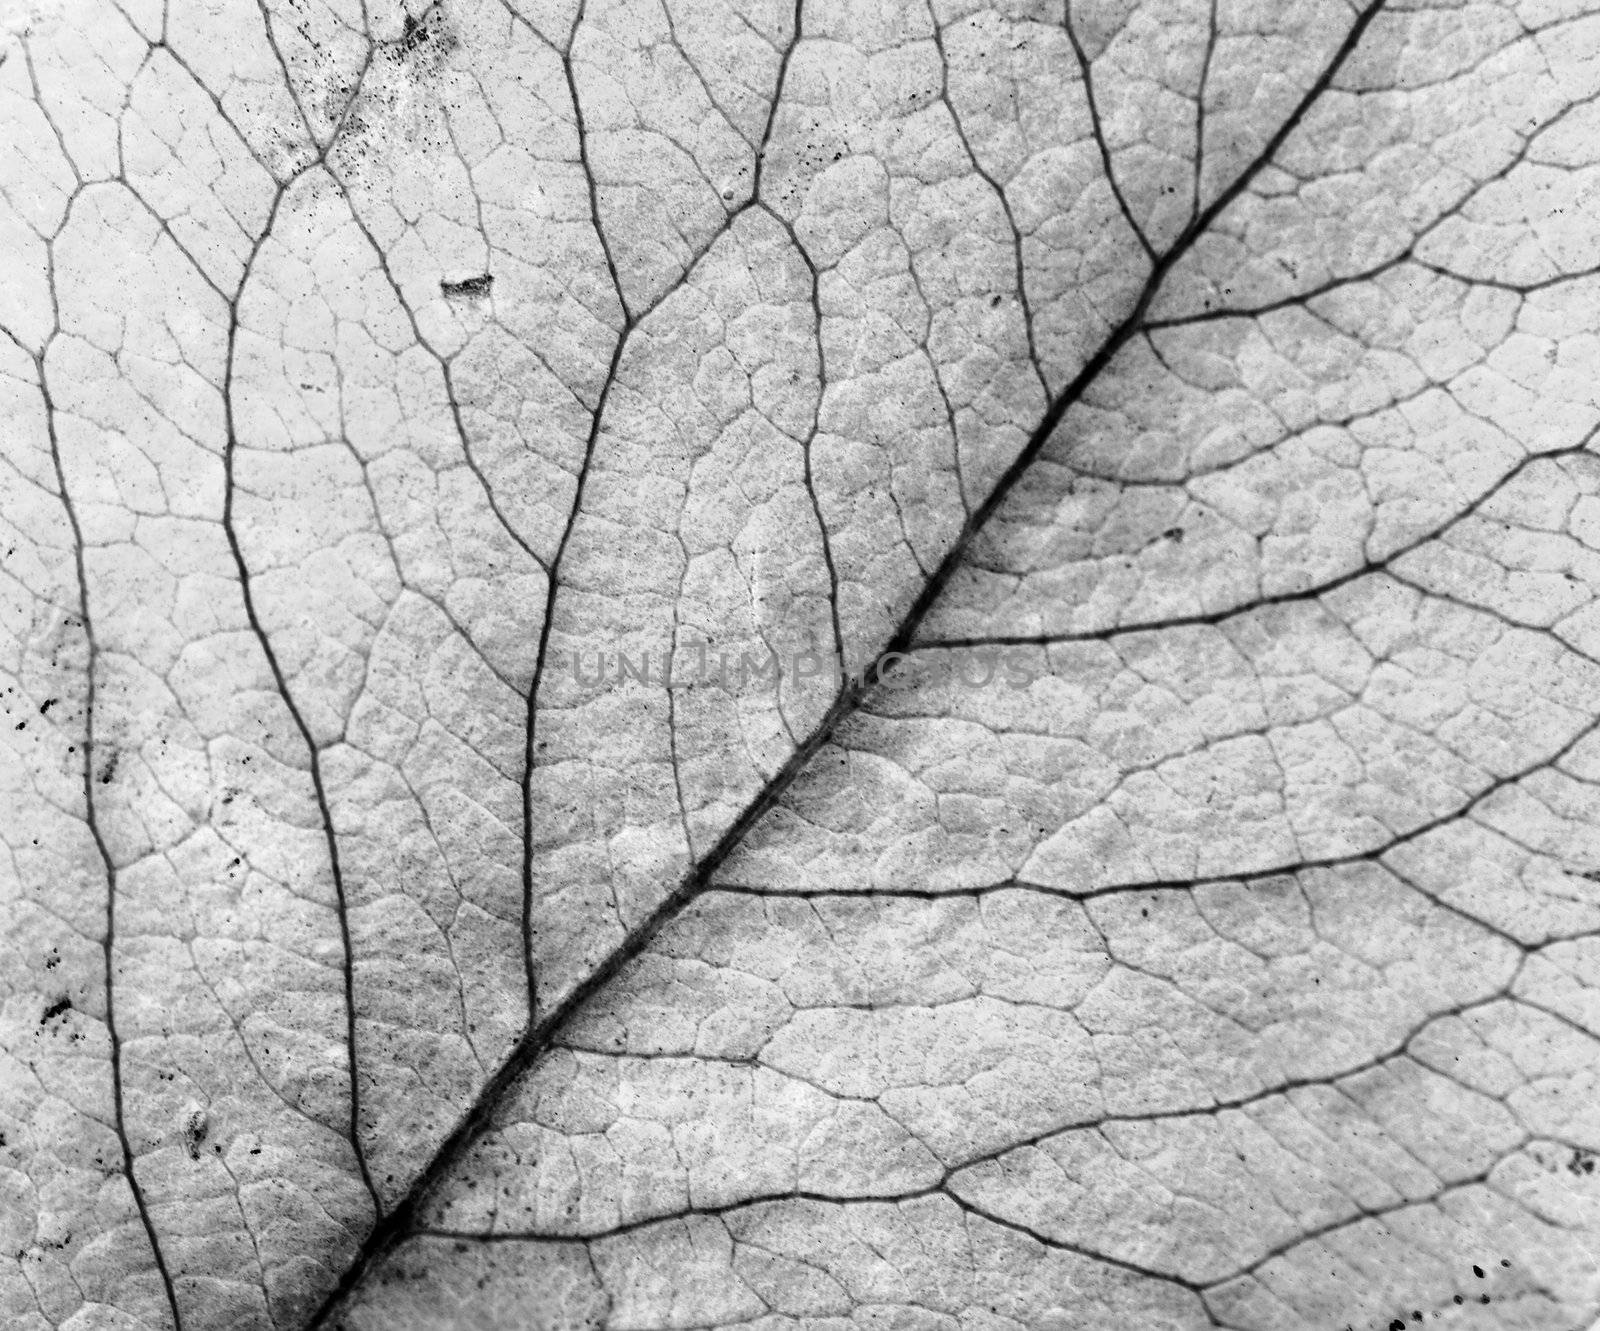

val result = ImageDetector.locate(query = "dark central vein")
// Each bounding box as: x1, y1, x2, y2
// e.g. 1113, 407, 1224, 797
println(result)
308, 0, 1390, 1320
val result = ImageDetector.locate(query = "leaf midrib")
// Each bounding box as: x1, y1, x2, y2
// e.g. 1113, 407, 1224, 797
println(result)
307, 1, 1388, 1320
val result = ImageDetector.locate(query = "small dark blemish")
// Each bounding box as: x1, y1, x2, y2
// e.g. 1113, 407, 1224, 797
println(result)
1473, 1265, 1484, 1278
441, 274, 493, 298
39, 698, 56, 714
183, 1108, 208, 1161
41, 997, 71, 1024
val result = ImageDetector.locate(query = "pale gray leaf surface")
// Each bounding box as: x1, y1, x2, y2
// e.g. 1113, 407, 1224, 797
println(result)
3, 0, 1599, 1327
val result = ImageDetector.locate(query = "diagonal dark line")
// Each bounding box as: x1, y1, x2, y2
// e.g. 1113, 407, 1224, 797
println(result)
38, 351, 185, 1331
220, 189, 381, 1213
1143, 247, 1414, 329
307, 2, 1390, 1321
916, 429, 1600, 650
1064, 0, 1157, 263
195, 24, 405, 1216
1191, 0, 1221, 222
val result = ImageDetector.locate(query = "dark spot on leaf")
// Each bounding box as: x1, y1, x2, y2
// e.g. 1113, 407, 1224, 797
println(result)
40, 997, 71, 1024
442, 274, 493, 297
184, 1108, 208, 1161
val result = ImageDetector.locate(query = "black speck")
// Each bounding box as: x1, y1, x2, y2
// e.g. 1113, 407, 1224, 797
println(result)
1473, 1265, 1484, 1278
441, 274, 493, 297
41, 997, 71, 1024
183, 1108, 208, 1161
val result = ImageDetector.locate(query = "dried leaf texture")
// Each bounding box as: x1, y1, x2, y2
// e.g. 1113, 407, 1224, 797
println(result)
2, 0, 1599, 1327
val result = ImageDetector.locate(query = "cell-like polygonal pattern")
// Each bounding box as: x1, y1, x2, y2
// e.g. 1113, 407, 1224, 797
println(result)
3, 0, 1600, 1328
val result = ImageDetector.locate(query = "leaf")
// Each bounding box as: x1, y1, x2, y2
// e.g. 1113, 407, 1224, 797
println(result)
4, 0, 1600, 1328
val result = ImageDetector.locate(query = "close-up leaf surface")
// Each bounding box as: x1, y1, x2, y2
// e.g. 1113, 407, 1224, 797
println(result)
4, 0, 1600, 1326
